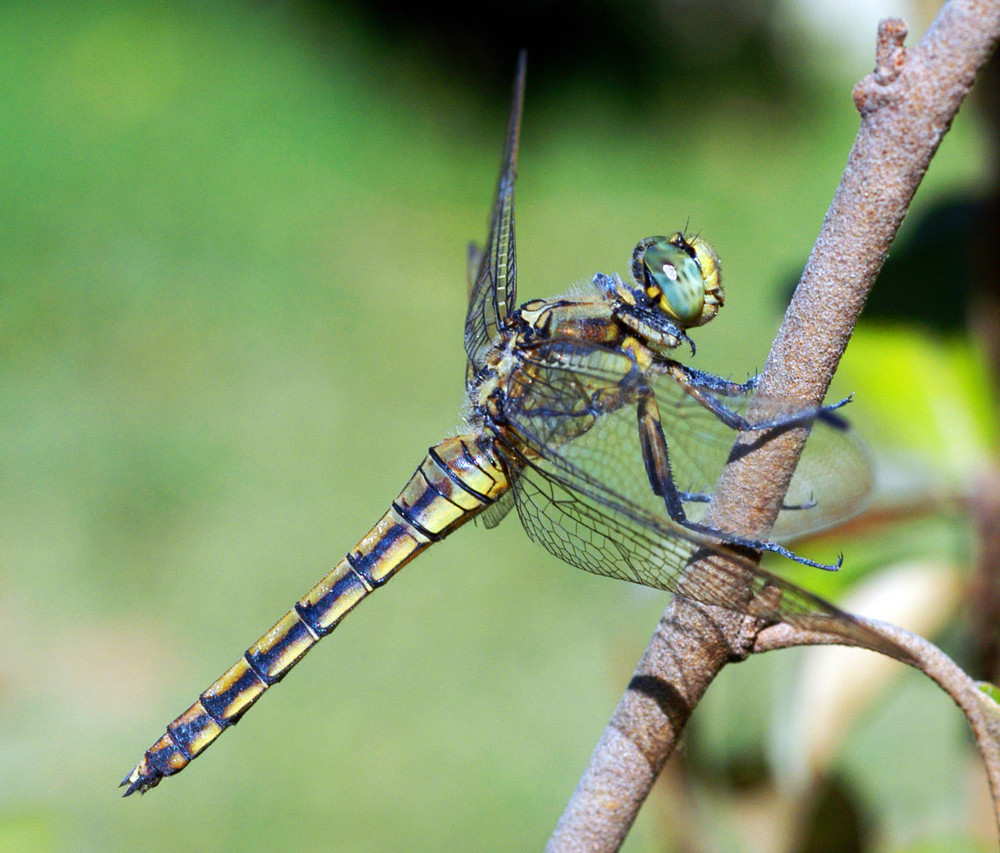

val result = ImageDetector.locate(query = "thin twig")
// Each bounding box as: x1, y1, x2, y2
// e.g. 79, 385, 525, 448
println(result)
549, 2, 1000, 849
755, 617, 1000, 815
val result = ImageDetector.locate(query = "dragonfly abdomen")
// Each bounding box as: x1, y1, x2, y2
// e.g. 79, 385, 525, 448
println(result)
122, 435, 508, 796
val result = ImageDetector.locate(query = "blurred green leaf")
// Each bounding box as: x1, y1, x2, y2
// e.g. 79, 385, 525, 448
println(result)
841, 324, 998, 474
977, 681, 1000, 705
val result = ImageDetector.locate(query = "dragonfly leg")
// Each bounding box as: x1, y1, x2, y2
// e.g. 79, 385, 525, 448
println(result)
661, 362, 852, 432
678, 488, 817, 512
671, 364, 759, 395
636, 392, 841, 571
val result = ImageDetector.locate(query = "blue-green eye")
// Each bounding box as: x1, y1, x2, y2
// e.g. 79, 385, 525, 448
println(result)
643, 241, 705, 324
631, 234, 723, 328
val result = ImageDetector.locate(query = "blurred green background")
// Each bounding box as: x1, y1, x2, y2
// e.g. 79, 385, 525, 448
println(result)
1, 1, 996, 850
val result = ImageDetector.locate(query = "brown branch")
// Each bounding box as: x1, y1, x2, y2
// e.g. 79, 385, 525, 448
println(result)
548, 2, 1000, 850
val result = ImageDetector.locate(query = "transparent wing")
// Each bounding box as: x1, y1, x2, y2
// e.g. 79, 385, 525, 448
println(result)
478, 489, 516, 529
503, 342, 872, 540
464, 52, 526, 371
652, 374, 873, 541
494, 341, 891, 648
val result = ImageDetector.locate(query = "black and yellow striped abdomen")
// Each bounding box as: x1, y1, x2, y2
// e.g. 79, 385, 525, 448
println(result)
121, 434, 507, 796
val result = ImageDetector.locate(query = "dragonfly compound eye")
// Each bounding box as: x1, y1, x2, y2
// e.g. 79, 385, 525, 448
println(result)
632, 234, 723, 328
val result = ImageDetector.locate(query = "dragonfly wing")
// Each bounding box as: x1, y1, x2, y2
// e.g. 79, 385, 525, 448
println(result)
500, 341, 872, 545
505, 448, 896, 652
642, 369, 874, 540
478, 489, 516, 529
464, 52, 526, 371
466, 242, 483, 298
495, 342, 887, 646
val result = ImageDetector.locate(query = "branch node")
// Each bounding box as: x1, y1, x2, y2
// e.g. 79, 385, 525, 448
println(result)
875, 17, 909, 84
853, 18, 909, 113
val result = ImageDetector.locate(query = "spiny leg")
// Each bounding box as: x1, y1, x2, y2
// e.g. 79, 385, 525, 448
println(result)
669, 363, 759, 395
635, 391, 841, 571
677, 489, 817, 512
661, 362, 852, 432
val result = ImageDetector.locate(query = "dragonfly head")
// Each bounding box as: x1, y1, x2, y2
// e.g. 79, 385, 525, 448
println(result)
629, 234, 723, 329
594, 233, 724, 354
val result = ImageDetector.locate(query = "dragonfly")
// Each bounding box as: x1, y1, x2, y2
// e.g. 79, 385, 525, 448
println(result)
123, 53, 885, 796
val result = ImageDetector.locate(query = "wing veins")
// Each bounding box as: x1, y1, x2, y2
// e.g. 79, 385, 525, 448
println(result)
464, 51, 526, 370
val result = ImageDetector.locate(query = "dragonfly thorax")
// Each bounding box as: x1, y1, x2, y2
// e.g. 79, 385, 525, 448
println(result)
466, 338, 519, 424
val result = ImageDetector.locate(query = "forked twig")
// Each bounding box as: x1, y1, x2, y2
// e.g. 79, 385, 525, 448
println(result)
548, 2, 1000, 849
